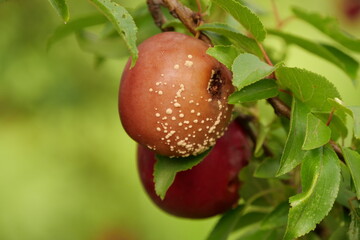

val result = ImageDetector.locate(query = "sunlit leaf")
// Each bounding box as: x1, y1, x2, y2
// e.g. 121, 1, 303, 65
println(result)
292, 7, 360, 52
342, 148, 360, 199
211, 0, 266, 41
197, 23, 262, 57
348, 106, 360, 139
232, 54, 278, 90
327, 98, 360, 139
269, 30, 359, 80
276, 67, 341, 112
302, 113, 331, 150
277, 98, 310, 176
154, 149, 211, 199
228, 79, 278, 104
88, 0, 138, 66
48, 0, 70, 23
284, 146, 341, 240
207, 45, 240, 69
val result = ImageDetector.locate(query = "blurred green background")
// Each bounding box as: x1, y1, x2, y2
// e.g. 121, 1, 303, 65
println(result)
0, 0, 359, 240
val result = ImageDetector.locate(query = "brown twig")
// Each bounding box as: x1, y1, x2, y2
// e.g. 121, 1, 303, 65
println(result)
267, 97, 291, 119
146, 0, 174, 31
146, 0, 211, 44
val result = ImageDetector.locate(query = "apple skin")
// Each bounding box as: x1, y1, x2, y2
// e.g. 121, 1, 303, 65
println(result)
119, 32, 234, 158
137, 121, 251, 219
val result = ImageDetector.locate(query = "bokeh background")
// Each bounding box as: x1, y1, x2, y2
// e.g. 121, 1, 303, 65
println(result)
0, 0, 359, 240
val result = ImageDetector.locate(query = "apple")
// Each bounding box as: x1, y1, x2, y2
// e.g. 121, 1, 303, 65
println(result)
119, 32, 234, 158
137, 121, 251, 218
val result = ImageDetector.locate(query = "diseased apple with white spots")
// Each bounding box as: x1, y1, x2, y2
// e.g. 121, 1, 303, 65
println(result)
119, 32, 234, 157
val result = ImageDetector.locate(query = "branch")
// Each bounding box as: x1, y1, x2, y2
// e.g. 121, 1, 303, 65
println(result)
146, 0, 211, 44
146, 0, 174, 31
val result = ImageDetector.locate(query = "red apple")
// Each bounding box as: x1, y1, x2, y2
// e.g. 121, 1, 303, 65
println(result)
119, 32, 234, 158
137, 121, 251, 218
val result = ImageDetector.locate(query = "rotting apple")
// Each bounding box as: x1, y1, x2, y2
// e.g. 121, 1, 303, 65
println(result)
119, 32, 234, 158
137, 121, 251, 219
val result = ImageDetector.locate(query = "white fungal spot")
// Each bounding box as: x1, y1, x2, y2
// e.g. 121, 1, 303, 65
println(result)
197, 112, 201, 116
179, 113, 184, 118
158, 90, 163, 95
184, 60, 193, 67
165, 130, 176, 139
174, 102, 181, 108
149, 88, 153, 92
155, 113, 160, 117
193, 119, 198, 123
188, 54, 193, 59
190, 109, 195, 113
166, 108, 173, 114
171, 116, 176, 120
174, 64, 180, 69
156, 127, 161, 131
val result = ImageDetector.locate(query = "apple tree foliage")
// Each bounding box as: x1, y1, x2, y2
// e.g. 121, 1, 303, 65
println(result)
48, 0, 360, 239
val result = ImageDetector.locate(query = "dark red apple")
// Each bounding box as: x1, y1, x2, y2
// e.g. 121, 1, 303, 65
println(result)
119, 32, 234, 158
137, 121, 251, 218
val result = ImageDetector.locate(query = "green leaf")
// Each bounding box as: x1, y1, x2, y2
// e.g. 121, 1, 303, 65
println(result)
197, 23, 262, 57
336, 162, 358, 208
328, 98, 353, 116
349, 208, 360, 240
284, 146, 341, 240
88, 0, 138, 66
154, 149, 211, 199
329, 226, 348, 240
254, 123, 270, 157
277, 98, 310, 176
268, 30, 359, 80
228, 79, 278, 104
47, 14, 108, 49
254, 157, 280, 179
232, 53, 278, 90
276, 67, 341, 112
75, 31, 129, 59
207, 205, 244, 240
321, 44, 359, 81
292, 7, 360, 52
48, 0, 70, 23
342, 148, 360, 199
260, 202, 289, 230
348, 106, 360, 139
206, 45, 240, 69
211, 0, 266, 41
312, 111, 348, 141
302, 113, 331, 150
327, 98, 360, 139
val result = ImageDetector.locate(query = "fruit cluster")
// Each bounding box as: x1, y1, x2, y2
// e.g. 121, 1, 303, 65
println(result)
119, 32, 252, 218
